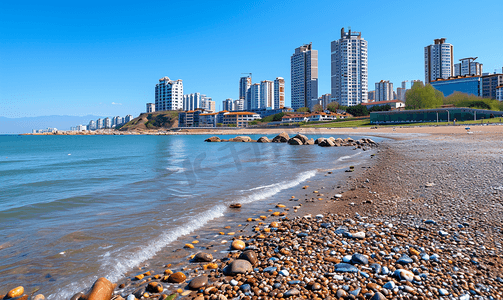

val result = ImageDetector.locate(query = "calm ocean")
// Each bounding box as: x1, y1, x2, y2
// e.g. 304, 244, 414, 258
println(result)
0, 134, 380, 298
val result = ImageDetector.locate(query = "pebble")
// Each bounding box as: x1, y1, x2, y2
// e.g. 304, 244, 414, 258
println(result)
370, 292, 386, 300
284, 288, 300, 297
193, 252, 213, 262
168, 272, 186, 283
231, 239, 246, 250
439, 288, 449, 296
334, 263, 359, 273
226, 259, 252, 275
394, 269, 414, 282
188, 275, 208, 290
350, 253, 368, 265
397, 253, 413, 265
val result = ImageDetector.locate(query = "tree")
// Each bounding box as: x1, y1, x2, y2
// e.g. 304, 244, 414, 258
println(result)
444, 92, 500, 110
346, 104, 369, 117
313, 104, 324, 112
326, 101, 339, 112
405, 83, 443, 110
272, 112, 286, 122
297, 107, 310, 113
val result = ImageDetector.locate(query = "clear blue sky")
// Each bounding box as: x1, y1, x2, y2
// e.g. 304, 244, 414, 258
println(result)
1, 0, 502, 118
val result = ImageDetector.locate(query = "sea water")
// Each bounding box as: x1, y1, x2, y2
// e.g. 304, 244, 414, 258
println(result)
0, 134, 381, 298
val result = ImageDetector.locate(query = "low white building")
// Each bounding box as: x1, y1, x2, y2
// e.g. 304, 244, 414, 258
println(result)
361, 100, 405, 110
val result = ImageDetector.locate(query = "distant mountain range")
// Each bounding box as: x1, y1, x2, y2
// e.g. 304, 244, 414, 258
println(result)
0, 115, 107, 134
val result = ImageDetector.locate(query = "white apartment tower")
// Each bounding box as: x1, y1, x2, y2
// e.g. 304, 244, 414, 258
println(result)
239, 76, 252, 110
274, 77, 285, 109
424, 38, 453, 83
155, 76, 183, 111
233, 99, 244, 111
260, 80, 274, 109
454, 57, 483, 76
331, 27, 368, 106
146, 103, 155, 113
223, 98, 234, 111
183, 93, 202, 111
249, 83, 261, 109
291, 43, 318, 110
375, 80, 394, 101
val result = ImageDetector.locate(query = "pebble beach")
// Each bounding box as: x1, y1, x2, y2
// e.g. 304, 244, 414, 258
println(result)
3, 127, 503, 300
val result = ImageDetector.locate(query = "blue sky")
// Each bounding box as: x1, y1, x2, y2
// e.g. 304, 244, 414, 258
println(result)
1, 0, 502, 118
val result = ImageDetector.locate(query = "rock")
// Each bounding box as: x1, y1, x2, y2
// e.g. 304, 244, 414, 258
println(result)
315, 137, 324, 144
126, 295, 135, 300
229, 203, 241, 208
279, 269, 289, 276
204, 136, 221, 142
86, 277, 115, 300
239, 250, 258, 265
70, 292, 86, 300
383, 281, 396, 290
231, 239, 246, 250
334, 263, 359, 273
146, 282, 163, 293
272, 132, 289, 143
305, 138, 315, 145
226, 259, 252, 275
336, 289, 348, 298
288, 138, 303, 145
6, 287, 24, 299
33, 295, 45, 300
350, 253, 368, 265
319, 138, 335, 147
394, 269, 414, 282
229, 136, 252, 142
193, 252, 213, 262
188, 275, 208, 290
168, 272, 187, 283
438, 288, 449, 296
257, 136, 270, 143
293, 134, 308, 144
351, 231, 366, 239
397, 254, 413, 265
284, 288, 300, 297
370, 292, 386, 300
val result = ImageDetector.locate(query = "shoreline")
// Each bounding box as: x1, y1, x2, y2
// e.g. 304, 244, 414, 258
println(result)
2, 130, 503, 299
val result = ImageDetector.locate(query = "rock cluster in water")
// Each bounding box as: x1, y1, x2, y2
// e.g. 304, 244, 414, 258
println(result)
205, 132, 378, 150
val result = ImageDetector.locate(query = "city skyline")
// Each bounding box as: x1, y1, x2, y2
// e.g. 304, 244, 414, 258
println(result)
1, 0, 502, 118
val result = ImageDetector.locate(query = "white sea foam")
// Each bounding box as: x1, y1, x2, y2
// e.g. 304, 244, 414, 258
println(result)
50, 205, 226, 300
235, 170, 317, 205
336, 151, 363, 162
50, 170, 316, 299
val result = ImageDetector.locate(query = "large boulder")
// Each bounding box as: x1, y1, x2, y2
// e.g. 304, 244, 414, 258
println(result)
257, 136, 270, 143
293, 134, 308, 144
288, 138, 303, 145
315, 137, 324, 144
86, 277, 116, 300
319, 138, 335, 147
193, 252, 213, 262
305, 138, 315, 145
272, 132, 289, 143
224, 259, 253, 275
229, 136, 252, 142
205, 136, 221, 142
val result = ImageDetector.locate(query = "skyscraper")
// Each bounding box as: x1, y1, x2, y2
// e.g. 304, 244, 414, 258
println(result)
331, 28, 368, 106
424, 38, 453, 83
249, 83, 261, 109
375, 80, 394, 101
183, 93, 202, 111
260, 80, 274, 109
291, 43, 318, 110
239, 76, 252, 110
155, 76, 183, 111
454, 57, 483, 76
223, 98, 234, 111
274, 77, 285, 109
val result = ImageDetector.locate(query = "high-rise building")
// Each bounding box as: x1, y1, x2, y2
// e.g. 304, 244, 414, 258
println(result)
291, 43, 318, 110
125, 115, 134, 123
88, 120, 96, 130
146, 103, 155, 113
249, 83, 261, 109
104, 117, 112, 129
233, 99, 244, 111
454, 57, 483, 76
424, 38, 453, 83
368, 91, 375, 102
240, 76, 252, 110
274, 77, 285, 109
112, 116, 121, 127
397, 88, 407, 101
260, 80, 274, 109
96, 118, 104, 129
223, 98, 234, 111
331, 28, 368, 107
155, 76, 183, 111
375, 80, 394, 101
481, 74, 503, 99
201, 95, 215, 112
183, 93, 202, 111
318, 94, 331, 109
